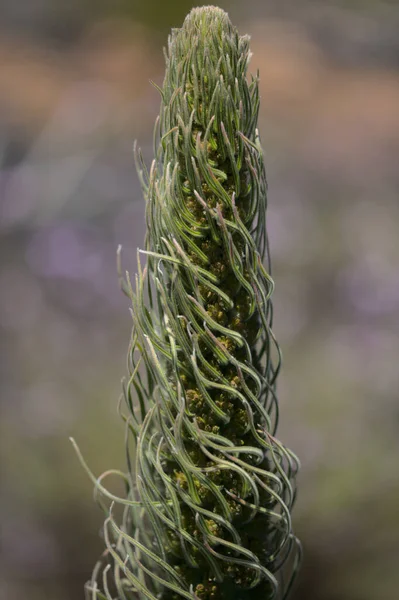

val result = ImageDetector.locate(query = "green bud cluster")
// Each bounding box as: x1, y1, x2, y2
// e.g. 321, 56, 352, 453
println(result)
85, 7, 301, 600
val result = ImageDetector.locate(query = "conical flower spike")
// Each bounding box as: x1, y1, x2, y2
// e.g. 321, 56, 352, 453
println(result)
85, 6, 301, 600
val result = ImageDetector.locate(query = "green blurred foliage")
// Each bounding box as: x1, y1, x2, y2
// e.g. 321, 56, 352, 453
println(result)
96, 0, 216, 34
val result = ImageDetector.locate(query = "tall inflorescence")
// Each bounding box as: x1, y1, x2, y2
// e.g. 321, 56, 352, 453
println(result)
81, 6, 301, 600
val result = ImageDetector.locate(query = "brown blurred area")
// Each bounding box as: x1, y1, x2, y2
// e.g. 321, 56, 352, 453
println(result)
1, 1, 398, 599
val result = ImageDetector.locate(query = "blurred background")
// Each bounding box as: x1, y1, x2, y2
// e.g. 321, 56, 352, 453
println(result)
1, 1, 398, 599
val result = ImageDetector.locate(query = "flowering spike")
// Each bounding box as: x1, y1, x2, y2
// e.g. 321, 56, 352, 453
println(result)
84, 6, 301, 600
